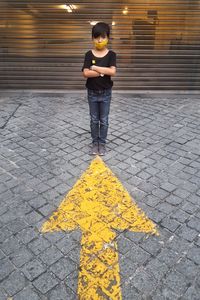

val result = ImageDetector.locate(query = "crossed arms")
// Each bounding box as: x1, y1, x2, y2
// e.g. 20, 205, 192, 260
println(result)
83, 66, 116, 78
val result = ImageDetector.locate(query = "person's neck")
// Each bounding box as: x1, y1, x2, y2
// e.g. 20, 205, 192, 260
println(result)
92, 47, 109, 56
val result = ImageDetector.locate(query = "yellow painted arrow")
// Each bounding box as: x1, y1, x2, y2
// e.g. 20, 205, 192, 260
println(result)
41, 156, 158, 299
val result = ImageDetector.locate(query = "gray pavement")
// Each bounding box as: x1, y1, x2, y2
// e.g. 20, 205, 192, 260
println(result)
0, 90, 200, 300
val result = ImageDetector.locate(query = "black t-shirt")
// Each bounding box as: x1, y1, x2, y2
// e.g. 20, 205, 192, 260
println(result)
82, 50, 117, 91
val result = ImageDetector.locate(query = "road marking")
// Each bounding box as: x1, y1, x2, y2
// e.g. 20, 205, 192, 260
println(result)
41, 156, 158, 299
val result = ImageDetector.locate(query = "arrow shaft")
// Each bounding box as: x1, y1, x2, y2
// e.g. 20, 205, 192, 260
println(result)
77, 231, 122, 300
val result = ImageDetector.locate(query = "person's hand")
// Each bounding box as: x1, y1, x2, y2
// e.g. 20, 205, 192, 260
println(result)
90, 65, 104, 76
90, 65, 97, 71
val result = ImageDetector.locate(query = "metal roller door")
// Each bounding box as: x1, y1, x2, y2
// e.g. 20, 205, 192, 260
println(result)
1, 0, 200, 90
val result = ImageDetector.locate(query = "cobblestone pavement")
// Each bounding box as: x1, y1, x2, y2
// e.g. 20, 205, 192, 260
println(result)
0, 91, 200, 300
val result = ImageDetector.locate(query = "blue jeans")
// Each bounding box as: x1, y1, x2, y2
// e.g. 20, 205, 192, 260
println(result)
87, 88, 112, 144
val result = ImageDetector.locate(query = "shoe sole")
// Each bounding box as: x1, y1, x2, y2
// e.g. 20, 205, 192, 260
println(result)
99, 152, 105, 156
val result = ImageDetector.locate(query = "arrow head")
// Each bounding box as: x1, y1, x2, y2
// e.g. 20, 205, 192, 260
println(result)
41, 156, 158, 236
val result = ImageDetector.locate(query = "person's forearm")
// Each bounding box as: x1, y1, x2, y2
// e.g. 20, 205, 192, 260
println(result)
91, 66, 116, 76
83, 69, 100, 78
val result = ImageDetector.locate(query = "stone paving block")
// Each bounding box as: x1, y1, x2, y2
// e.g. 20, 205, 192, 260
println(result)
166, 235, 191, 254
0, 288, 7, 300
164, 270, 189, 295
67, 245, 81, 263
46, 177, 62, 188
195, 236, 200, 247
16, 227, 39, 244
44, 231, 66, 244
0, 235, 21, 255
152, 188, 169, 199
6, 218, 28, 234
145, 258, 169, 281
65, 271, 79, 294
195, 275, 200, 288
165, 194, 183, 206
26, 178, 42, 189
147, 208, 166, 223
38, 203, 55, 217
42, 189, 60, 202
50, 257, 77, 280
10, 246, 33, 267
0, 183, 8, 194
13, 286, 41, 300
145, 166, 159, 176
118, 256, 138, 284
143, 195, 161, 207
22, 258, 46, 281
161, 217, 181, 232
190, 175, 200, 185
187, 216, 200, 232
55, 235, 79, 255
181, 181, 198, 193
175, 257, 199, 280
2, 270, 26, 297
0, 258, 15, 281
0, 249, 6, 260
176, 224, 199, 242
0, 203, 8, 218
28, 236, 51, 255
150, 287, 180, 300
168, 175, 184, 186
184, 165, 198, 175
182, 286, 200, 300
130, 268, 157, 295
117, 235, 136, 255
173, 188, 191, 199
11, 183, 33, 196
0, 209, 18, 225
48, 282, 76, 300
24, 210, 44, 226
157, 248, 181, 268
156, 202, 176, 214
34, 182, 51, 194
20, 190, 39, 202
140, 236, 163, 256
0, 226, 12, 243
39, 246, 63, 266
55, 183, 71, 195
121, 281, 142, 300
125, 244, 151, 265
186, 246, 200, 265
182, 202, 199, 215
160, 182, 177, 193
12, 202, 33, 219
124, 231, 146, 243
137, 170, 152, 180
0, 189, 14, 203
178, 170, 193, 180
33, 271, 59, 294
172, 209, 190, 223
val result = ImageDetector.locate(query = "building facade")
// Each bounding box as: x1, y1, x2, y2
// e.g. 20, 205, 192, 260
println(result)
1, 0, 200, 90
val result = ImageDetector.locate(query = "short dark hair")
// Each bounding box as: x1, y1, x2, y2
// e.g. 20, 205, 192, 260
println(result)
92, 22, 110, 39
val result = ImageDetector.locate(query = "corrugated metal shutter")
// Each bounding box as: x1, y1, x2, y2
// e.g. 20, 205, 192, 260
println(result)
1, 0, 200, 90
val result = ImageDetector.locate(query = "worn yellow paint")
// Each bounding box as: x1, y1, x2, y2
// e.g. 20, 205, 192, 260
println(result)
41, 156, 158, 299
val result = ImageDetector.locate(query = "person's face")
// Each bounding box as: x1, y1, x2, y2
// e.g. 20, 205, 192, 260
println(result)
93, 35, 108, 50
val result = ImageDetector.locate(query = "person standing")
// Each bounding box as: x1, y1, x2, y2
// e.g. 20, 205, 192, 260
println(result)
82, 22, 117, 155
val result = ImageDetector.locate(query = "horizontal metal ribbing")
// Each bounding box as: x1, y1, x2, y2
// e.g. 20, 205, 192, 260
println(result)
1, 0, 200, 90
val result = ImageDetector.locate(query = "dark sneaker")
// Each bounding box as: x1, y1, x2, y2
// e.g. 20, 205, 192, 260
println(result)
99, 143, 106, 156
89, 143, 99, 155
